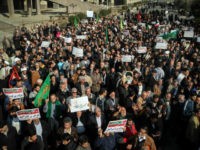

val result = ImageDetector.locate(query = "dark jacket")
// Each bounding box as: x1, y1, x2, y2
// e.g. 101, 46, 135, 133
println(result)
57, 141, 77, 150
117, 85, 130, 107
94, 134, 120, 150
87, 114, 106, 140
57, 126, 78, 141
72, 113, 87, 128
0, 125, 17, 150
21, 135, 44, 150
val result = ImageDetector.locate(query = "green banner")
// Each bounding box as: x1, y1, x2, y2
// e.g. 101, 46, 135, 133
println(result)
34, 74, 50, 107
74, 16, 78, 28
161, 30, 178, 40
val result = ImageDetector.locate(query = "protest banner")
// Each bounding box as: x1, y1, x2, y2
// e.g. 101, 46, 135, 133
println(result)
76, 35, 87, 40
3, 88, 24, 99
156, 36, 164, 42
105, 119, 127, 133
184, 31, 194, 38
137, 46, 147, 53
160, 30, 178, 40
16, 108, 41, 121
64, 37, 72, 43
70, 96, 89, 113
121, 55, 133, 62
138, 22, 146, 27
179, 16, 187, 20
86, 10, 94, 18
155, 42, 168, 49
72, 47, 83, 57
41, 41, 50, 48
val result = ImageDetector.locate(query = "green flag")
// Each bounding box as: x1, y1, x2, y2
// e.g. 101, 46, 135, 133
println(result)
120, 18, 124, 30
105, 26, 108, 44
161, 30, 178, 40
96, 14, 100, 23
34, 74, 51, 107
74, 16, 78, 28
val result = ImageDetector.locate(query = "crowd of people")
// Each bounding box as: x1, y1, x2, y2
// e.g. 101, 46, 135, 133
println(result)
0, 2, 200, 150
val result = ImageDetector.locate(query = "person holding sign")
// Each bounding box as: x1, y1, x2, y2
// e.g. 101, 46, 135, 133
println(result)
94, 128, 126, 150
7, 98, 25, 134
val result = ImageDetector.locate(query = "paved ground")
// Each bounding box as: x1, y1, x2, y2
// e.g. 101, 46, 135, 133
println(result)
0, 9, 67, 47
0, 20, 15, 31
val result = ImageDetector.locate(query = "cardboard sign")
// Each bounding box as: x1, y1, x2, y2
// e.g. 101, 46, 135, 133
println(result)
64, 37, 72, 43
70, 96, 89, 112
138, 23, 146, 27
184, 31, 194, 38
16, 108, 41, 121
41, 41, 50, 48
87, 10, 94, 18
121, 55, 133, 62
72, 47, 83, 57
123, 30, 130, 36
155, 42, 168, 49
105, 119, 127, 133
197, 37, 200, 43
76, 35, 87, 40
3, 88, 24, 99
137, 46, 147, 53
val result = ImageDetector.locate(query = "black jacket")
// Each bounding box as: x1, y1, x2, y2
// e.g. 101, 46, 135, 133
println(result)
0, 125, 17, 150
21, 135, 44, 150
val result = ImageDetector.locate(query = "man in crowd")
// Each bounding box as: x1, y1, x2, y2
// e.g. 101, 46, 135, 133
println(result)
0, 2, 200, 150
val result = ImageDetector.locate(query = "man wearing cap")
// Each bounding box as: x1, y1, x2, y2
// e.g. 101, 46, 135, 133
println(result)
13, 57, 21, 72
20, 67, 28, 81
0, 60, 11, 80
